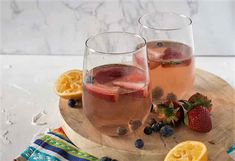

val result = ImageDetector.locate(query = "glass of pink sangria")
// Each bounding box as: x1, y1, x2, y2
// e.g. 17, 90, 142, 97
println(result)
138, 12, 195, 104
82, 32, 151, 136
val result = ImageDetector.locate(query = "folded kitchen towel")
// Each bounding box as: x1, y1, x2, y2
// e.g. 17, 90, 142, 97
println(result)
15, 128, 98, 161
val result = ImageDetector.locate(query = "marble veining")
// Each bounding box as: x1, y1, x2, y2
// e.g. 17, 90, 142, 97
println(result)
1, 0, 235, 55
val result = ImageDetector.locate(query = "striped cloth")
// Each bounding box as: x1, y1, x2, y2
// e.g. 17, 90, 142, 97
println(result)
15, 128, 98, 161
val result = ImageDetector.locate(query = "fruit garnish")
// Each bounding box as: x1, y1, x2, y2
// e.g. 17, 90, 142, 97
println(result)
188, 92, 212, 112
160, 125, 174, 137
161, 48, 192, 67
68, 99, 76, 108
113, 81, 148, 98
133, 52, 146, 68
184, 105, 212, 133
148, 118, 157, 126
124, 68, 146, 82
162, 48, 183, 60
157, 101, 184, 126
129, 120, 142, 131
144, 126, 152, 135
164, 141, 208, 161
94, 66, 124, 84
148, 61, 161, 69
152, 86, 164, 100
135, 139, 144, 149
113, 81, 145, 91
166, 92, 177, 102
55, 69, 82, 99
84, 84, 119, 102
116, 127, 128, 136
156, 42, 164, 47
85, 75, 94, 84
151, 121, 165, 132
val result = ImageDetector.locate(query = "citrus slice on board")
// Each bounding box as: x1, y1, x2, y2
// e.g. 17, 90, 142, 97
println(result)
164, 141, 208, 161
55, 69, 83, 99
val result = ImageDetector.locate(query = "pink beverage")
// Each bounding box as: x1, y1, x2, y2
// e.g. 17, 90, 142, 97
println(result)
83, 64, 151, 136
134, 41, 195, 103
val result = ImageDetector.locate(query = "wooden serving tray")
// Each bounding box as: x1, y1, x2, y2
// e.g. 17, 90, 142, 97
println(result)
59, 69, 235, 161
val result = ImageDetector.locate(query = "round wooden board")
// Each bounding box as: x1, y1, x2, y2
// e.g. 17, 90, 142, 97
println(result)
59, 69, 235, 161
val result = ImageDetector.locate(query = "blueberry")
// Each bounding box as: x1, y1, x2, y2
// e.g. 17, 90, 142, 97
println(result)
116, 127, 127, 136
144, 126, 152, 135
100, 156, 112, 161
156, 42, 163, 47
85, 75, 94, 84
151, 121, 165, 132
152, 87, 163, 100
129, 120, 142, 131
160, 125, 174, 137
135, 139, 144, 149
148, 118, 157, 126
68, 99, 76, 107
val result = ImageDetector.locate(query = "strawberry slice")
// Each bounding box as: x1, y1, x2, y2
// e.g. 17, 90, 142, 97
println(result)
113, 81, 148, 98
148, 61, 161, 69
133, 52, 145, 68
94, 66, 124, 84
84, 84, 119, 102
124, 68, 146, 82
113, 81, 145, 90
162, 48, 183, 60
161, 48, 192, 67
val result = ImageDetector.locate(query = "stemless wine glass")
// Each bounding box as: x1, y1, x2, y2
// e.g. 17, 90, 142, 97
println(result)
82, 32, 151, 136
138, 12, 195, 104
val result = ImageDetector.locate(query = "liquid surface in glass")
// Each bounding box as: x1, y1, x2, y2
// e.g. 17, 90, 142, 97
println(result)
83, 64, 151, 136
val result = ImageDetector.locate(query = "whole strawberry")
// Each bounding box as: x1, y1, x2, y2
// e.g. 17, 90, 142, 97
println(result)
157, 101, 184, 126
184, 105, 212, 133
188, 92, 212, 112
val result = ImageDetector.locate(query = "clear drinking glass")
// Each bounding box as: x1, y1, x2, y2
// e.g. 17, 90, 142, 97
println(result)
138, 12, 195, 104
82, 32, 151, 136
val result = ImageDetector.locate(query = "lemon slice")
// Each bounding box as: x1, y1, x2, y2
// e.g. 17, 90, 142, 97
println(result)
55, 69, 83, 99
164, 141, 208, 161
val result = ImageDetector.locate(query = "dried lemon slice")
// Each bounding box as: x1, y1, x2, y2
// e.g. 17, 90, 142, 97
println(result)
164, 141, 208, 161
55, 69, 82, 99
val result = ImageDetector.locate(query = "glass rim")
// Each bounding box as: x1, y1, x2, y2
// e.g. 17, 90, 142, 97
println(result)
85, 31, 146, 55
138, 11, 192, 31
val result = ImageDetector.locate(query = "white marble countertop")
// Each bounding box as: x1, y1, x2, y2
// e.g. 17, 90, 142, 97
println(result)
1, 0, 235, 56
0, 55, 234, 160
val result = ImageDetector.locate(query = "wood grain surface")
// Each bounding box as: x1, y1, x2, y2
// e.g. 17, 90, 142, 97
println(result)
59, 69, 235, 161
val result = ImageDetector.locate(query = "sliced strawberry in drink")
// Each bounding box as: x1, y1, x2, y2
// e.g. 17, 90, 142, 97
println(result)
94, 66, 124, 83
162, 48, 183, 60
148, 61, 161, 69
131, 86, 149, 98
113, 81, 148, 98
124, 68, 146, 82
113, 81, 145, 90
133, 52, 145, 68
147, 47, 163, 69
161, 48, 192, 67
84, 84, 119, 102
182, 58, 192, 66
